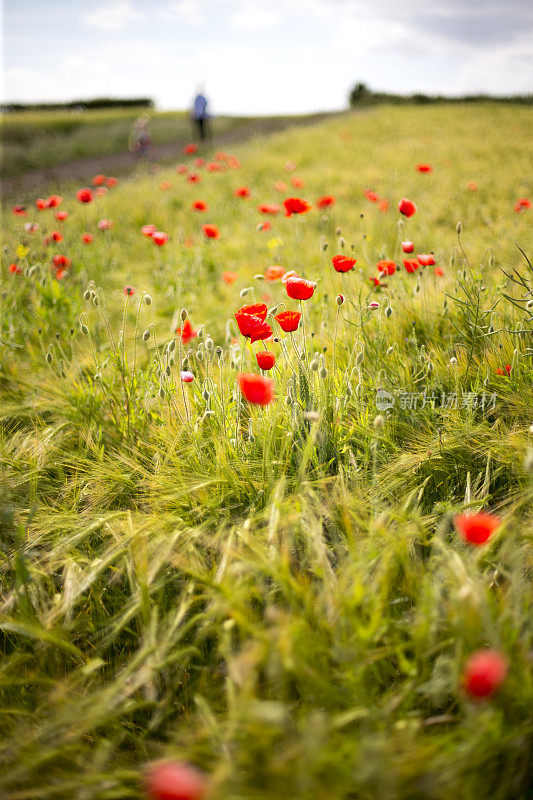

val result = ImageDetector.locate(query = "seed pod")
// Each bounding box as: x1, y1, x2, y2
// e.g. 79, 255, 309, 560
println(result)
143, 329, 150, 341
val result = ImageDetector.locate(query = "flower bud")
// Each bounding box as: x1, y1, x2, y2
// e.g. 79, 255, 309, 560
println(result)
180, 308, 188, 321
206, 338, 214, 350
319, 367, 328, 379
373, 414, 385, 430
144, 293, 152, 306
310, 359, 319, 371
84, 290, 91, 301
456, 221, 462, 234
336, 294, 344, 306
143, 329, 150, 341
81, 324, 89, 335
385, 305, 392, 318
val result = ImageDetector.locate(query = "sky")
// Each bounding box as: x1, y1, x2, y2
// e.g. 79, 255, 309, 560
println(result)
2, 0, 532, 115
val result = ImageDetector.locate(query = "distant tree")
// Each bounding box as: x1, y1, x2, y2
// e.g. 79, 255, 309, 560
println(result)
349, 82, 369, 106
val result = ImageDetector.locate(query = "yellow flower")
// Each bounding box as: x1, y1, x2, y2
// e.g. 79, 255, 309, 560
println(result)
16, 245, 29, 258
268, 238, 283, 250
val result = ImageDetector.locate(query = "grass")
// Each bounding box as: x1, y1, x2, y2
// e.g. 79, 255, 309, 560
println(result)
0, 102, 532, 800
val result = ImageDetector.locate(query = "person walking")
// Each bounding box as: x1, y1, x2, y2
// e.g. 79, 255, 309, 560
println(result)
191, 89, 210, 142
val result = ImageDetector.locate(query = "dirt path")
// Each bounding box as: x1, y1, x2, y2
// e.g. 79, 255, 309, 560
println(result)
2, 113, 342, 200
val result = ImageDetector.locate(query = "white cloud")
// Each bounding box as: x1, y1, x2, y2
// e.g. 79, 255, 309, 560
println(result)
157, 0, 208, 26
227, 1, 283, 30
83, 1, 144, 31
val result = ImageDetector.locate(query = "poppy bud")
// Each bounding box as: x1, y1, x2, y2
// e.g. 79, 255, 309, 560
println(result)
181, 308, 188, 321
335, 227, 342, 236
239, 287, 252, 297
206, 338, 213, 350
169, 339, 176, 352
143, 330, 150, 342
144, 294, 152, 306
202, 389, 210, 401
84, 290, 91, 300
385, 306, 393, 318
196, 350, 204, 361
310, 359, 319, 371
81, 324, 89, 335
216, 346, 223, 358
450, 356, 457, 364
338, 237, 345, 249
320, 236, 328, 251
336, 294, 344, 306
319, 367, 327, 379
46, 352, 53, 364
159, 387, 165, 399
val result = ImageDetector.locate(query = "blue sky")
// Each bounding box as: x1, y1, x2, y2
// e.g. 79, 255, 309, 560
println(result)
2, 0, 532, 114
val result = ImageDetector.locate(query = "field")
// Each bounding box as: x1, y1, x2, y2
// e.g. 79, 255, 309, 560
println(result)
1, 103, 532, 800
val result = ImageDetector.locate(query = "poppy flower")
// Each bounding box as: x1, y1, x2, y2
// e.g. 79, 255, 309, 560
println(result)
207, 162, 223, 172
401, 241, 414, 253
285, 276, 315, 300
256, 351, 276, 370
202, 224, 220, 240
514, 197, 531, 213
280, 270, 299, 284
417, 254, 435, 266
36, 198, 48, 210
379, 199, 389, 213
454, 512, 500, 545
237, 302, 267, 322
192, 200, 208, 212
237, 373, 274, 406
495, 365, 512, 376
364, 189, 379, 203
77, 188, 93, 204
257, 204, 280, 215
222, 271, 238, 284
194, 157, 205, 168
183, 143, 198, 155
180, 371, 195, 383
95, 187, 108, 197
215, 151, 228, 161
463, 650, 508, 700
145, 759, 207, 800
235, 312, 272, 343
291, 176, 304, 188
274, 181, 287, 192
370, 277, 381, 287
264, 265, 286, 282
176, 165, 188, 174
51, 230, 63, 242
257, 221, 272, 232
376, 260, 396, 275
153, 231, 169, 246
53, 254, 71, 269
9, 263, 22, 274
47, 195, 63, 208
81, 233, 94, 244
92, 174, 106, 186
176, 319, 197, 344
105, 177, 118, 187
55, 211, 68, 221
434, 267, 444, 277
160, 181, 171, 191
468, 182, 478, 191
123, 286, 135, 296
283, 197, 312, 217
398, 198, 417, 217
332, 255, 356, 273
142, 224, 156, 238
403, 259, 420, 273
98, 218, 113, 230
227, 156, 241, 170
234, 186, 251, 198
275, 310, 301, 332
24, 222, 39, 233
316, 195, 336, 208
187, 174, 201, 184
12, 205, 26, 216
415, 163, 432, 173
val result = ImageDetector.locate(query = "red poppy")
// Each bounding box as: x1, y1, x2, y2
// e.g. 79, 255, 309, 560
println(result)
194, 157, 205, 168
417, 254, 436, 266
316, 195, 335, 208
281, 270, 299, 284
285, 276, 315, 300
235, 303, 271, 342
237, 302, 267, 321
176, 165, 188, 174
47, 195, 63, 208
36, 198, 48, 210
398, 198, 417, 217
496, 365, 512, 376
379, 199, 389, 213
183, 143, 198, 155
92, 174, 106, 186
434, 267, 444, 277
9, 263, 22, 274
364, 189, 379, 203
256, 351, 276, 370
122, 286, 134, 297
98, 218, 113, 230
142, 224, 156, 237
81, 233, 94, 244
514, 197, 531, 213
291, 176, 304, 188
274, 181, 287, 192
415, 163, 432, 173
215, 151, 228, 161
192, 200, 208, 211
463, 650, 508, 700
153, 231, 169, 246
222, 271, 238, 284
468, 182, 478, 191
145, 759, 207, 800
105, 177, 118, 187
187, 173, 201, 184
403, 259, 420, 273
283, 197, 312, 217
257, 203, 280, 215
227, 156, 241, 170
275, 310, 301, 332
180, 371, 195, 383
51, 230, 63, 242
202, 224, 220, 239
55, 211, 68, 221
332, 255, 356, 273
264, 265, 285, 282
234, 186, 251, 198
160, 181, 171, 191
53, 254, 71, 269
454, 512, 500, 545
24, 222, 39, 233
12, 205, 26, 216
237, 373, 274, 405
370, 277, 381, 287
376, 260, 396, 275
95, 187, 107, 197
176, 319, 197, 344
207, 162, 223, 172
401, 241, 414, 253
257, 221, 272, 232
77, 188, 93, 204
